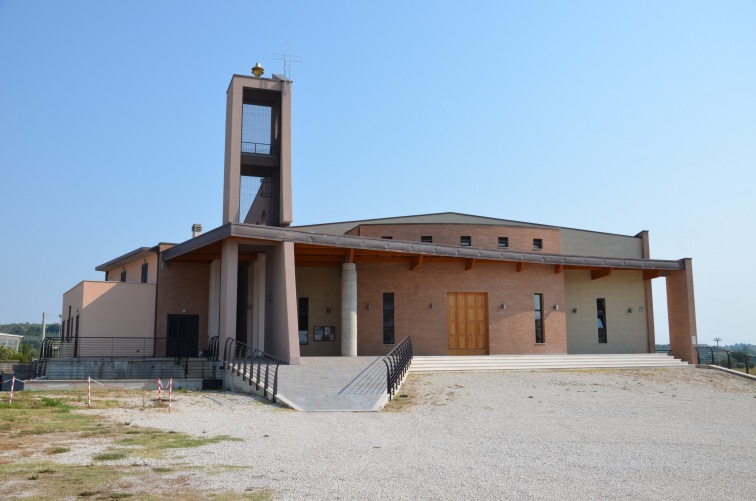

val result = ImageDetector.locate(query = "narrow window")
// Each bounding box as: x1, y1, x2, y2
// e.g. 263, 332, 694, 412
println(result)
383, 293, 395, 344
460, 236, 471, 247
421, 236, 433, 243
141, 262, 148, 283
120, 269, 127, 282
533, 239, 543, 250
298, 297, 309, 345
534, 293, 544, 343
381, 236, 393, 240
498, 237, 509, 248
105, 272, 109, 281
597, 298, 607, 343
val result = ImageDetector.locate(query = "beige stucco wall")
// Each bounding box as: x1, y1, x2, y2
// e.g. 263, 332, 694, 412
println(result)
105, 252, 159, 284
564, 270, 649, 354
295, 267, 342, 356
559, 229, 643, 259
62, 281, 156, 356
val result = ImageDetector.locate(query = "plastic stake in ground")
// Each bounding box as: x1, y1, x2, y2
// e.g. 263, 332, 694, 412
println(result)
9, 376, 15, 404
157, 378, 162, 402
168, 378, 173, 413
87, 376, 91, 407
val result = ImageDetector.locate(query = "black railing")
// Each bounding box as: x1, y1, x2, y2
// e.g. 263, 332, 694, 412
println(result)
696, 346, 755, 375
383, 336, 413, 401
207, 336, 220, 360
223, 338, 283, 402
241, 141, 272, 155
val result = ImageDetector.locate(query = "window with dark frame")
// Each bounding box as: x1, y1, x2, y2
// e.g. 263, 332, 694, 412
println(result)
534, 293, 544, 343
141, 262, 148, 284
120, 270, 127, 282
298, 297, 309, 345
383, 292, 395, 344
498, 237, 509, 248
597, 298, 607, 343
533, 239, 543, 250
421, 236, 433, 243
460, 236, 471, 247
381, 236, 393, 240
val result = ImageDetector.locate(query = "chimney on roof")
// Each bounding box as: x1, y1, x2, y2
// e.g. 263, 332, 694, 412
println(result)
192, 224, 202, 238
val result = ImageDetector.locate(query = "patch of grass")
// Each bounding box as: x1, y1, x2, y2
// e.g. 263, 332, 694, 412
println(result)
48, 447, 71, 454
93, 451, 128, 461
119, 430, 242, 458
151, 467, 173, 473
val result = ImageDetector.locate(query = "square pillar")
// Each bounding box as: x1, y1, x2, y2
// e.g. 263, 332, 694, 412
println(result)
341, 263, 358, 357
666, 258, 698, 363
218, 239, 239, 356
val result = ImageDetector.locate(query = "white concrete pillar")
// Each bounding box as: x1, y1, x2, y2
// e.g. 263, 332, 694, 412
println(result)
341, 263, 358, 357
207, 259, 221, 339
252, 254, 266, 352
218, 240, 239, 355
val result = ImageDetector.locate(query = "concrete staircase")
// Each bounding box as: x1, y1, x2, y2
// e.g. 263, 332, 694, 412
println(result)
409, 353, 691, 373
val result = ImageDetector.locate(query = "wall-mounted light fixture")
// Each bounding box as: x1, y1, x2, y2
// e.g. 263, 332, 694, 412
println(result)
639, 306, 644, 313
554, 304, 560, 310
181, 308, 187, 314
430, 303, 435, 309
326, 307, 331, 314
501, 304, 507, 310
628, 307, 633, 313
367, 303, 372, 310
572, 308, 577, 314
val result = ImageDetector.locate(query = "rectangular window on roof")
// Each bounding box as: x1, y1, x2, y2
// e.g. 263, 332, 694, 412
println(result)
460, 236, 471, 247
533, 239, 543, 250
498, 237, 509, 248
421, 236, 432, 243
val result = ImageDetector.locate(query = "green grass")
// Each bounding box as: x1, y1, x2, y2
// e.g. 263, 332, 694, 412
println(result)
0, 390, 271, 500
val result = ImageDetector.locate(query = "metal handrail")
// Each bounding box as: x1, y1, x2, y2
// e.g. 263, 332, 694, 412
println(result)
383, 336, 413, 400
207, 336, 220, 360
241, 141, 273, 155
223, 338, 283, 402
696, 346, 754, 374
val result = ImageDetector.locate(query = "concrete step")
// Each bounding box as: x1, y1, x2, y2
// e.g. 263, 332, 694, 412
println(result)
409, 354, 690, 373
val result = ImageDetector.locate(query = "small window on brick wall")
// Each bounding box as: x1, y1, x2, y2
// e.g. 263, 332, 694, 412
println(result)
381, 236, 393, 240
498, 237, 509, 248
460, 236, 471, 247
533, 239, 543, 250
421, 236, 432, 243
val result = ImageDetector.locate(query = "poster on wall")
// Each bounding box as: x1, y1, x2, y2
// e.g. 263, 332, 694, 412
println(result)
314, 326, 336, 342
299, 330, 308, 345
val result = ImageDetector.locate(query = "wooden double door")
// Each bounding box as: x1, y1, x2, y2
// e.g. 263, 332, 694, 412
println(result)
447, 292, 489, 355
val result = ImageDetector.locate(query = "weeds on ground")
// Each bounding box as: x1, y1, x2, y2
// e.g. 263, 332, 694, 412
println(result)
0, 390, 270, 500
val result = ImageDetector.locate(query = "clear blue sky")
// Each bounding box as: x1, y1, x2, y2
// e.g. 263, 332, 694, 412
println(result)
1, 1, 755, 345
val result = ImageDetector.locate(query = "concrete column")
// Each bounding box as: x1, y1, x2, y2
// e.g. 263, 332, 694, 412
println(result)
666, 258, 698, 363
218, 240, 239, 357
207, 259, 221, 339
252, 254, 266, 352
636, 231, 656, 352
341, 263, 358, 357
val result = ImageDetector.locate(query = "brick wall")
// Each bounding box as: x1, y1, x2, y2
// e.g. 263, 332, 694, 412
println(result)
356, 261, 567, 356
155, 260, 211, 351
346, 224, 560, 253
667, 258, 698, 363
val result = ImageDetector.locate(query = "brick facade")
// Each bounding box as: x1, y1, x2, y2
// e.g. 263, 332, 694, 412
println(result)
346, 224, 560, 254
355, 261, 567, 356
155, 259, 211, 351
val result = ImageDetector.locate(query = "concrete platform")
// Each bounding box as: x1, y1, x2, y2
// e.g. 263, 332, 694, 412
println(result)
275, 357, 389, 412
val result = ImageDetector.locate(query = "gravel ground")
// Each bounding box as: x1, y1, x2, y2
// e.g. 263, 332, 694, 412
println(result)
90, 367, 756, 500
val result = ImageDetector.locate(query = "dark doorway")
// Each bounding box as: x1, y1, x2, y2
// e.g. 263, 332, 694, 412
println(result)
166, 314, 199, 357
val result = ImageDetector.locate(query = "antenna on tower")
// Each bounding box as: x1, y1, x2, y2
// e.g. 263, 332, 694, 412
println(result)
272, 45, 302, 95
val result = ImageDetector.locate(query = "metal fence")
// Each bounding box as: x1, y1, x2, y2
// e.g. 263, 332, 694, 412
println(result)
696, 346, 755, 374
223, 338, 283, 402
383, 336, 413, 400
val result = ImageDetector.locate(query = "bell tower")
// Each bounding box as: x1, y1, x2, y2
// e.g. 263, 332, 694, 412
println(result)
223, 67, 293, 227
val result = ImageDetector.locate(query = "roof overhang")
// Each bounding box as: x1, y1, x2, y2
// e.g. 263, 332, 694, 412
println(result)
96, 247, 156, 272
162, 223, 685, 273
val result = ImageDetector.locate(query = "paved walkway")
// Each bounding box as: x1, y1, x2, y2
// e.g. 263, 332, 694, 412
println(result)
275, 357, 389, 411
